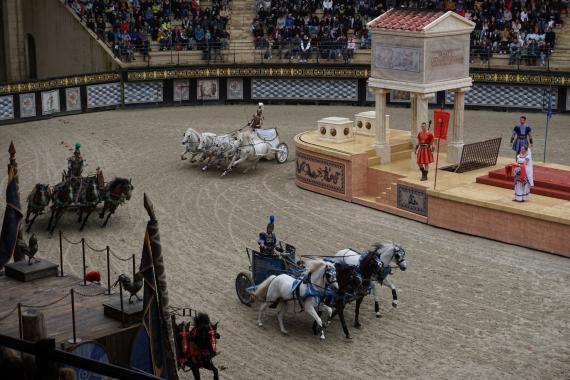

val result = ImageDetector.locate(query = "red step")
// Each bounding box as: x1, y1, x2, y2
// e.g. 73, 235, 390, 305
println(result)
476, 165, 570, 201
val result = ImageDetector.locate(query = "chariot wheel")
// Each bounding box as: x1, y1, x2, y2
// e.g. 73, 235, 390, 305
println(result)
235, 272, 254, 306
275, 142, 289, 164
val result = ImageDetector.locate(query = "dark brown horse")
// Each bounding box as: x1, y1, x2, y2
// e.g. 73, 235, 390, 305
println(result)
25, 184, 51, 232
99, 177, 133, 227
175, 313, 220, 380
76, 176, 102, 231
326, 251, 383, 338
47, 181, 74, 236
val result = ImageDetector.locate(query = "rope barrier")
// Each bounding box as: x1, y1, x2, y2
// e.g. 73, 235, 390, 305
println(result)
21, 292, 71, 309
73, 288, 109, 297
84, 240, 108, 253
61, 234, 83, 245
109, 248, 133, 262
0, 305, 18, 321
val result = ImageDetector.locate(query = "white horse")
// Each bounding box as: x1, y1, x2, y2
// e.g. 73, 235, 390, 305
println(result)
336, 242, 406, 317
222, 130, 273, 176
254, 259, 339, 340
180, 128, 202, 162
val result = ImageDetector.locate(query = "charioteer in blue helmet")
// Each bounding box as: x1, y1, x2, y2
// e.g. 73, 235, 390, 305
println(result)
258, 215, 284, 256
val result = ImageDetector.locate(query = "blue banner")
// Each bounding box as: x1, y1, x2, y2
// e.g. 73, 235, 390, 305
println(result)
130, 227, 168, 378
0, 170, 23, 268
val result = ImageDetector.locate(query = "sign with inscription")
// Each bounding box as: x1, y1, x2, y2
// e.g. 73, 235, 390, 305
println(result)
397, 184, 427, 216
373, 45, 421, 73
296, 151, 345, 194
430, 48, 464, 68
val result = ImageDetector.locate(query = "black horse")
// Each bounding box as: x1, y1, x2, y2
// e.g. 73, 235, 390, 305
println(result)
99, 178, 133, 227
325, 250, 383, 338
25, 184, 51, 232
76, 176, 101, 231
175, 313, 220, 380
47, 181, 74, 236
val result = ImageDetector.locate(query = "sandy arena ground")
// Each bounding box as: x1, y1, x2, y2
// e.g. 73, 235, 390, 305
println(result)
1, 105, 570, 379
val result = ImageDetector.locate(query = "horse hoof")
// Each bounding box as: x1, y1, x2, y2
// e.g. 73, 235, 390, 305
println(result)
354, 323, 361, 329
320, 334, 326, 340
376, 312, 382, 318
345, 335, 352, 340
281, 330, 289, 336
392, 301, 398, 308
257, 322, 263, 327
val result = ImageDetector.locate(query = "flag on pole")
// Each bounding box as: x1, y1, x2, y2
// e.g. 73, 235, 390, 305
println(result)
130, 194, 179, 380
0, 163, 23, 269
546, 93, 553, 120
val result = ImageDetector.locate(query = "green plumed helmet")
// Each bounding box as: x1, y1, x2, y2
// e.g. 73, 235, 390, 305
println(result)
75, 143, 81, 150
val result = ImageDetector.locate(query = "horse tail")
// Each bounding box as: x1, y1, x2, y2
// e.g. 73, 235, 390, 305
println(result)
252, 275, 276, 300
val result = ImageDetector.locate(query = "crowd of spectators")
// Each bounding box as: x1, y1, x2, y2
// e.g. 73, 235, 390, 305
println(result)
251, 0, 566, 65
251, 0, 384, 62
66, 0, 232, 62
457, 0, 565, 66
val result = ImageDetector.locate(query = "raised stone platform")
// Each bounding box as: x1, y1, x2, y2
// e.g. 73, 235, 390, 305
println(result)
476, 165, 570, 201
295, 130, 570, 257
4, 259, 59, 282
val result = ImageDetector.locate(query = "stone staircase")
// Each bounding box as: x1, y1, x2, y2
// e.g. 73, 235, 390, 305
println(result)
548, 15, 570, 71
225, 0, 256, 63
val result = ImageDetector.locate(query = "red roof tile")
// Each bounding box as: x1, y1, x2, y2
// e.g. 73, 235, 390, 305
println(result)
368, 8, 446, 31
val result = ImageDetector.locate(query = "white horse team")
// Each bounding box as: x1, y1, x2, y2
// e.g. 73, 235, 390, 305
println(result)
254, 242, 407, 340
181, 126, 288, 176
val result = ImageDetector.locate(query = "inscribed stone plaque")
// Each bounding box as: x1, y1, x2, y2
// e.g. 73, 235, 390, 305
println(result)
373, 45, 421, 73
197, 79, 219, 100
397, 184, 427, 216
227, 78, 243, 100
19, 93, 36, 118
173, 80, 190, 101
65, 87, 81, 111
296, 151, 345, 194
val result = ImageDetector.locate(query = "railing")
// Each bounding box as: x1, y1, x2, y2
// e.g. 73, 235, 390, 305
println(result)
117, 39, 570, 72
0, 334, 160, 380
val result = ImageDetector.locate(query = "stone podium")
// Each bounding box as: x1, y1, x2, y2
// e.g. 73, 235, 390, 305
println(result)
366, 9, 475, 165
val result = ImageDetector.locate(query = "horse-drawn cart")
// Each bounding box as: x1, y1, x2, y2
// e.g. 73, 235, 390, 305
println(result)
235, 243, 299, 306
252, 128, 289, 164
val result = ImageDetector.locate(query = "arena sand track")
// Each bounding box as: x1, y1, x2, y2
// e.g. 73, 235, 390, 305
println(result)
1, 105, 570, 379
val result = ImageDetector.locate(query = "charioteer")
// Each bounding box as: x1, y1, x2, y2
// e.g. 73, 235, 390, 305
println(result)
258, 215, 284, 256
250, 103, 264, 130
67, 143, 85, 180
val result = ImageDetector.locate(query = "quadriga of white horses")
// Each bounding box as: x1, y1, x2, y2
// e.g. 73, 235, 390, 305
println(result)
253, 259, 339, 340
222, 130, 273, 176
336, 242, 407, 317
180, 128, 202, 161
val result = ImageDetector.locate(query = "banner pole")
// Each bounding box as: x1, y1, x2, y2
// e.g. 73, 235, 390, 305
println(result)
434, 138, 441, 191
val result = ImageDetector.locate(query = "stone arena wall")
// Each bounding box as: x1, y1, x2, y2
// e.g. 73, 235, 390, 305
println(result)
0, 66, 569, 125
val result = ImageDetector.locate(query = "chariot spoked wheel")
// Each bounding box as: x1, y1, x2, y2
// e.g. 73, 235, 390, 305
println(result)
275, 142, 289, 164
235, 272, 254, 306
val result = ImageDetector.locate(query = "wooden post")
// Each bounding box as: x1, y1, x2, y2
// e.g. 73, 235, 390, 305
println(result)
59, 231, 64, 277
22, 309, 47, 342
106, 246, 111, 295
119, 281, 125, 327
36, 338, 58, 380
69, 289, 78, 344
132, 254, 136, 280
81, 238, 86, 286
17, 303, 23, 340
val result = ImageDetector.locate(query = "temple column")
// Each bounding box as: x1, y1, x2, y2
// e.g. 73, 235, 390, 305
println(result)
410, 92, 435, 167
447, 87, 469, 164
372, 87, 391, 163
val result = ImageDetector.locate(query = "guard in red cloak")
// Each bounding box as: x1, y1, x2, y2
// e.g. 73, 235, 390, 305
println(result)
415, 122, 434, 181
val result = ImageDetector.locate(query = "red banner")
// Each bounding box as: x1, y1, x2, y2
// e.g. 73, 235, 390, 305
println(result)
433, 110, 451, 140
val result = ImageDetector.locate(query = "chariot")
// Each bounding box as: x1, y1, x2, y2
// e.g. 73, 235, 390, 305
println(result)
234, 243, 300, 306
251, 128, 289, 164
